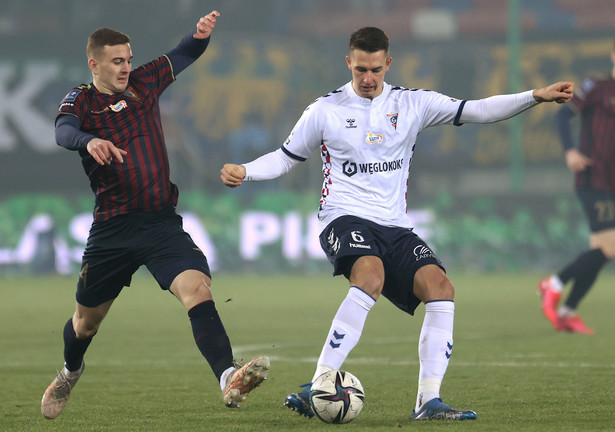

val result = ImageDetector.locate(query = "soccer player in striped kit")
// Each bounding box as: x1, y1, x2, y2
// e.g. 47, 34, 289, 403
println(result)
41, 11, 269, 420
221, 27, 573, 421
538, 42, 615, 335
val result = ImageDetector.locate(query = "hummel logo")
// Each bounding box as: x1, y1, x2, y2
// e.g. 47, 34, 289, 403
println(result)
346, 118, 357, 128
328, 229, 341, 254
329, 330, 345, 349
445, 342, 453, 359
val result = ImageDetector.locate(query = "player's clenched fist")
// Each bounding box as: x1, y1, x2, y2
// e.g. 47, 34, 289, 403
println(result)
220, 163, 246, 188
532, 81, 574, 104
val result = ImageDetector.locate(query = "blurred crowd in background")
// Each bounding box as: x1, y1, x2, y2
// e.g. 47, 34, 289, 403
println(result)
1, 0, 615, 274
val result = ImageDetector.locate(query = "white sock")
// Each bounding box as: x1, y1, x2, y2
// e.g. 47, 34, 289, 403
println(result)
219, 366, 235, 391
415, 300, 454, 411
63, 364, 82, 379
312, 286, 375, 382
312, 365, 334, 382
549, 275, 564, 293
558, 305, 576, 318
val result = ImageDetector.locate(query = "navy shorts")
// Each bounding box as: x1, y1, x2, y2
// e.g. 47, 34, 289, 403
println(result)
76, 208, 210, 307
577, 188, 615, 232
319, 215, 444, 315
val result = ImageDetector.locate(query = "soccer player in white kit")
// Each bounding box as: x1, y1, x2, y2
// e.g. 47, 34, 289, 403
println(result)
221, 27, 573, 420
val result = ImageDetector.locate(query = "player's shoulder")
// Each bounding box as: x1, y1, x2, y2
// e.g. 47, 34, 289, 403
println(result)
388, 85, 438, 106
390, 85, 433, 97
575, 75, 615, 99
579, 74, 613, 94
131, 56, 166, 77
59, 84, 92, 105
301, 85, 349, 117
316, 85, 348, 105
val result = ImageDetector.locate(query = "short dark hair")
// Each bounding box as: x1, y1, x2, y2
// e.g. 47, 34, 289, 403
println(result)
349, 27, 390, 54
86, 28, 130, 59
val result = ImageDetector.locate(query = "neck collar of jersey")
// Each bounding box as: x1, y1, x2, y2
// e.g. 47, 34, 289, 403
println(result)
346, 81, 391, 105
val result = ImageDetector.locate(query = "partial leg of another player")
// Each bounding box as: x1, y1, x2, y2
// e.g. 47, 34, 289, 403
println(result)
538, 229, 614, 333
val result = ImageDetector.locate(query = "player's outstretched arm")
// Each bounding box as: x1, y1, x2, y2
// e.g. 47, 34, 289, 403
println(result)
532, 81, 574, 104
220, 149, 302, 187
194, 10, 220, 39
221, 164, 246, 188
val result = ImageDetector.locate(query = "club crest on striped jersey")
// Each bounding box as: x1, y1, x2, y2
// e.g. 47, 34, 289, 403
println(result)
110, 100, 128, 112
386, 112, 398, 130
365, 132, 383, 144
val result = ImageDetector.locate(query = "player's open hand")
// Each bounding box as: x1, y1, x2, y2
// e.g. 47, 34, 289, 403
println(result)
220, 163, 246, 188
87, 138, 128, 166
194, 10, 220, 39
565, 148, 593, 173
532, 81, 574, 104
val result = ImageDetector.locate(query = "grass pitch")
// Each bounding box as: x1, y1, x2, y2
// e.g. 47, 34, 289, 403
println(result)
1, 271, 614, 431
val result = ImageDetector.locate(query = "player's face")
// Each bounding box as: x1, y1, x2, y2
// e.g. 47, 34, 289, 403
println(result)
346, 49, 392, 99
89, 44, 133, 95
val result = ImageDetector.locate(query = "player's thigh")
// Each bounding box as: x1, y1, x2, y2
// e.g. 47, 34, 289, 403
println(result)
348, 255, 385, 299
577, 188, 615, 232
590, 228, 615, 259
143, 214, 211, 295
381, 230, 446, 314
319, 215, 385, 278
77, 220, 140, 308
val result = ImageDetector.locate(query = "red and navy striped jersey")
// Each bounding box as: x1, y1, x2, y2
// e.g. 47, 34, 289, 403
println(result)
571, 76, 615, 194
57, 55, 177, 222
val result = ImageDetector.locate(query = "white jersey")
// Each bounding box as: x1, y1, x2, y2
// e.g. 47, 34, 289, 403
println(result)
243, 81, 537, 233
281, 81, 465, 232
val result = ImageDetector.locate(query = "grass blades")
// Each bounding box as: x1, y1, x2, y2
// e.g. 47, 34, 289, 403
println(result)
1, 272, 614, 431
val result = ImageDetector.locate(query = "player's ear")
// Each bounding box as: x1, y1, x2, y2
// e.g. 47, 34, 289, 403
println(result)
88, 57, 98, 73
345, 55, 352, 70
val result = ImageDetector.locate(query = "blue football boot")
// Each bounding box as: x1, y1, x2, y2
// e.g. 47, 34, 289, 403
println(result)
412, 398, 477, 420
284, 382, 314, 418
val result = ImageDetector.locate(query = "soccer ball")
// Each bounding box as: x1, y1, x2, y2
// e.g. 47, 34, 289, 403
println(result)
309, 369, 365, 424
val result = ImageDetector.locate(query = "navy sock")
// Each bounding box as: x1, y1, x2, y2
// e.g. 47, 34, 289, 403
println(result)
63, 318, 93, 372
558, 248, 606, 285
188, 301, 234, 381
562, 248, 608, 309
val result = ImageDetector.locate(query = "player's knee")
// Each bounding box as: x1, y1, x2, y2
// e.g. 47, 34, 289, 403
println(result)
432, 278, 455, 300
176, 279, 213, 309
356, 274, 384, 298
72, 318, 99, 339
413, 267, 454, 302
171, 270, 212, 306
598, 245, 615, 260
